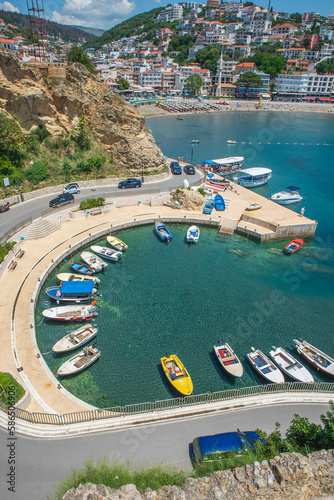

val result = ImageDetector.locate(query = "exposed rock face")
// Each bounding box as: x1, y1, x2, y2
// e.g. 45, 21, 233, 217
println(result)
62, 450, 334, 499
0, 48, 165, 171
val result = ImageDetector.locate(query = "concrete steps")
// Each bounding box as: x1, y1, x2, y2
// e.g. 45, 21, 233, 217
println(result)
25, 218, 61, 240
237, 220, 276, 238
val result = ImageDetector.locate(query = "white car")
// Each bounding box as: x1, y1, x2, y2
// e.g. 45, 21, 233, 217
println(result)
63, 183, 80, 194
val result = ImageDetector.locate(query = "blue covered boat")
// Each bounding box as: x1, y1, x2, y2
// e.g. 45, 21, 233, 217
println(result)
69, 261, 95, 276
203, 198, 215, 215
155, 222, 173, 242
45, 281, 96, 303
214, 194, 225, 211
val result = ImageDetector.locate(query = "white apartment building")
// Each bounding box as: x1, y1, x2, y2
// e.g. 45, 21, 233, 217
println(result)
179, 2, 200, 8
137, 70, 162, 88
220, 2, 243, 13
320, 26, 334, 41
275, 74, 334, 97
250, 19, 272, 36
225, 22, 243, 35
307, 74, 334, 95
235, 31, 252, 45
240, 5, 261, 20
156, 4, 183, 23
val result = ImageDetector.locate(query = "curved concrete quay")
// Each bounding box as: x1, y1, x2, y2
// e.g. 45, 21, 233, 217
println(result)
0, 180, 324, 436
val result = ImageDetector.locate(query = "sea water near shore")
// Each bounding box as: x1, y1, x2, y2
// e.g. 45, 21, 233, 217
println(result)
36, 112, 334, 408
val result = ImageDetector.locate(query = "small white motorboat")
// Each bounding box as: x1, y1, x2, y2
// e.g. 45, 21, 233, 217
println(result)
186, 225, 200, 243
106, 235, 128, 252
245, 203, 262, 211
227, 140, 236, 144
81, 251, 108, 272
214, 341, 243, 378
57, 344, 100, 376
269, 346, 314, 383
42, 304, 98, 322
247, 347, 285, 384
57, 273, 100, 285
293, 339, 334, 377
271, 186, 303, 205
52, 324, 98, 353
91, 245, 122, 262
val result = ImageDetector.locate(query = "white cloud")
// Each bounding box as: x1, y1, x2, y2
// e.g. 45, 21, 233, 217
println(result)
0, 1, 20, 13
50, 0, 136, 29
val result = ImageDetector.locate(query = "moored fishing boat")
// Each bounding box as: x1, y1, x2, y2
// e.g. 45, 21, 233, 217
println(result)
81, 251, 108, 271
69, 261, 95, 276
284, 239, 304, 254
161, 353, 193, 396
91, 245, 122, 261
233, 168, 272, 188
42, 304, 98, 322
214, 341, 243, 378
52, 324, 98, 353
155, 222, 173, 242
247, 347, 285, 384
106, 235, 128, 252
186, 225, 200, 243
45, 281, 97, 303
269, 346, 314, 383
57, 273, 100, 285
271, 186, 303, 205
293, 339, 334, 376
57, 344, 100, 376
214, 194, 225, 211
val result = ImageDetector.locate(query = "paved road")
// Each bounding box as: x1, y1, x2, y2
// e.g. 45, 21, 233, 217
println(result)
0, 402, 329, 500
0, 169, 204, 239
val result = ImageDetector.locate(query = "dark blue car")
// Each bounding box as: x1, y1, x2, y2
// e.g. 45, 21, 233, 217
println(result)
118, 178, 142, 189
190, 430, 263, 465
170, 161, 182, 175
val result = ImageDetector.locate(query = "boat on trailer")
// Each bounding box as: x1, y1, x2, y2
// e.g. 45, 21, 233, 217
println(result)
42, 304, 98, 322
293, 339, 334, 377
91, 245, 122, 262
57, 344, 101, 376
214, 341, 243, 378
247, 347, 285, 384
269, 346, 314, 383
81, 251, 108, 272
160, 353, 193, 396
52, 324, 98, 353
186, 225, 200, 243
233, 168, 272, 188
57, 273, 100, 285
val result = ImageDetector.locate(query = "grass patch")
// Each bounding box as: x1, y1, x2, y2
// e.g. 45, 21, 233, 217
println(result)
0, 241, 16, 263
79, 197, 105, 210
52, 458, 187, 499
0, 373, 25, 405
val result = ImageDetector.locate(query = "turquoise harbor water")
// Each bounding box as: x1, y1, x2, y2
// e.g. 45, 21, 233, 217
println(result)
36, 112, 334, 408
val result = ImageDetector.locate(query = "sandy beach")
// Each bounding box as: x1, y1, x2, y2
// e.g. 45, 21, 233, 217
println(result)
139, 100, 334, 119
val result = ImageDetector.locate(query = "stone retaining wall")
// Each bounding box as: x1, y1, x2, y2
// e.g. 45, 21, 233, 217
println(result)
62, 449, 334, 500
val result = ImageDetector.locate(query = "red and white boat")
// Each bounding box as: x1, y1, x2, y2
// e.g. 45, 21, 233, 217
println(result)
293, 339, 334, 377
42, 304, 98, 322
284, 239, 304, 254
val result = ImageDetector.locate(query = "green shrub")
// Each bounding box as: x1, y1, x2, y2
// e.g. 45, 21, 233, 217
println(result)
24, 161, 49, 184
0, 372, 25, 405
30, 124, 50, 143
197, 188, 206, 196
0, 153, 15, 176
62, 159, 72, 182
79, 197, 105, 210
77, 160, 92, 173
0, 241, 15, 263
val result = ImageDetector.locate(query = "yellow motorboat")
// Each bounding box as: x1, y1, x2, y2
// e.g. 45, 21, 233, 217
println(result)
161, 354, 193, 396
106, 235, 128, 252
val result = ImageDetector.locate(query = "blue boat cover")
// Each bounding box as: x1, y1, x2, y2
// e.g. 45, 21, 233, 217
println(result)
60, 281, 94, 294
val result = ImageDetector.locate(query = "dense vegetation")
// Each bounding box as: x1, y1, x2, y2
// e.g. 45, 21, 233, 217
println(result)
53, 403, 334, 499
195, 45, 222, 74
245, 47, 286, 77
0, 9, 94, 42
0, 372, 25, 405
0, 113, 122, 198
167, 34, 196, 66
235, 71, 263, 88
0, 242, 16, 263
316, 57, 334, 75
66, 45, 96, 74
87, 8, 167, 48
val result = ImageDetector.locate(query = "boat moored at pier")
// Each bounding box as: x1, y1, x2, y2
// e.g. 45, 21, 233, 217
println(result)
202, 156, 244, 175
233, 168, 272, 188
271, 186, 303, 205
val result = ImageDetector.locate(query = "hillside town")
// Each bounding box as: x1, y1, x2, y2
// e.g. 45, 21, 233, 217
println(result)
1, 2, 334, 102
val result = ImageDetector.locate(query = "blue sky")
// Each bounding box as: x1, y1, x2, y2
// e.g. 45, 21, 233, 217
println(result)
0, 1, 332, 29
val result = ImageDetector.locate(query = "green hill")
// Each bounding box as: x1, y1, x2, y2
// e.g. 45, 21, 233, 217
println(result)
0, 9, 95, 42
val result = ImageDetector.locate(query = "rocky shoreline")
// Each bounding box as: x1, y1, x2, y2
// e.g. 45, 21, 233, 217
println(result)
62, 449, 334, 499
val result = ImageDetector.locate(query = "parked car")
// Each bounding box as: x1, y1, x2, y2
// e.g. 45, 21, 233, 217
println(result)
0, 201, 10, 213
170, 161, 182, 175
63, 183, 80, 194
118, 178, 142, 189
183, 165, 195, 175
190, 430, 263, 466
49, 193, 75, 208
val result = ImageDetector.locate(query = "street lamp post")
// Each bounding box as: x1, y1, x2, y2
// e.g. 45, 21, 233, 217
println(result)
191, 144, 194, 165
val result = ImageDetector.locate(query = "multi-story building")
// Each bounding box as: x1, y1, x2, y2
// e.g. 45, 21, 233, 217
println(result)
179, 2, 201, 8
234, 31, 251, 45
220, 2, 243, 14
320, 26, 334, 41
271, 23, 298, 37
250, 19, 272, 36
156, 4, 183, 23
274, 73, 334, 99
240, 5, 261, 20
206, 0, 219, 7
302, 12, 321, 23
137, 70, 162, 89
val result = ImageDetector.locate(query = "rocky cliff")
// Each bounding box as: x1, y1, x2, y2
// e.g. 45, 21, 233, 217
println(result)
62, 450, 334, 500
0, 49, 165, 171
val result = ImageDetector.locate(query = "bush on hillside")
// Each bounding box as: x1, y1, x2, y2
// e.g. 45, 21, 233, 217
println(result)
24, 160, 49, 184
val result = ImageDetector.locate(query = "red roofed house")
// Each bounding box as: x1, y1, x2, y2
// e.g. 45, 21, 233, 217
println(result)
235, 62, 257, 74
271, 23, 298, 36
0, 38, 18, 51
